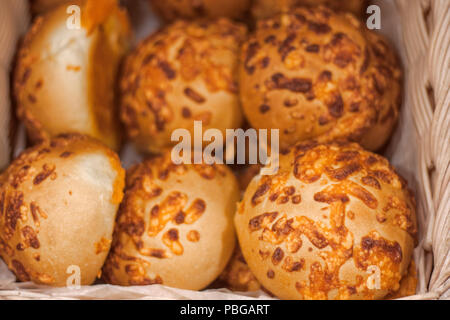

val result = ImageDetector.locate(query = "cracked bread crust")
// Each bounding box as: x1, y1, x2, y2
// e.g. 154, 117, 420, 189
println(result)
14, 0, 131, 150
0, 133, 125, 286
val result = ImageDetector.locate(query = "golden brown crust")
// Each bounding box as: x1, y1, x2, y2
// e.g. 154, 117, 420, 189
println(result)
120, 19, 247, 153
14, 0, 131, 150
0, 133, 125, 286
103, 151, 240, 290
240, 6, 402, 151
251, 0, 367, 20
386, 259, 417, 299
358, 30, 403, 150
149, 0, 251, 22
235, 141, 417, 300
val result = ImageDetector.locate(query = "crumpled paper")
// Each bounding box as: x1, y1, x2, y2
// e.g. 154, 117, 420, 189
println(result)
0, 256, 273, 300
0, 0, 425, 300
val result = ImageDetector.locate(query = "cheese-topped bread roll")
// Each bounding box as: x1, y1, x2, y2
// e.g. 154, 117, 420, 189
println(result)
120, 19, 246, 153
103, 151, 239, 290
235, 141, 417, 299
240, 6, 402, 151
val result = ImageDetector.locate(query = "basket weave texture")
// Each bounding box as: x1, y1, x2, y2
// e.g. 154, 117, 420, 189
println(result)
395, 0, 449, 300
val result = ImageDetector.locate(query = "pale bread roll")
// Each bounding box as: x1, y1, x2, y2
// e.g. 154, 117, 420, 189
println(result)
14, 0, 131, 151
0, 133, 125, 286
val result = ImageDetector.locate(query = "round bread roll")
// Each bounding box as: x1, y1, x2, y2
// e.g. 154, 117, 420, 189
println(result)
14, 0, 131, 151
240, 6, 402, 151
0, 133, 125, 286
148, 0, 251, 22
235, 141, 417, 300
103, 152, 239, 290
251, 0, 366, 20
216, 246, 262, 292
120, 19, 246, 153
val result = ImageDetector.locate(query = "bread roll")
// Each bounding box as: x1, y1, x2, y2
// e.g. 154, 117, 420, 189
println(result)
149, 0, 251, 22
240, 6, 402, 151
0, 134, 125, 286
235, 141, 417, 299
14, 0, 131, 150
103, 151, 239, 290
252, 0, 366, 20
120, 19, 246, 153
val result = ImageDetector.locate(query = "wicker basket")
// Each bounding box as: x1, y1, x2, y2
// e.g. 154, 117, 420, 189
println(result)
0, 0, 448, 300
394, 0, 449, 300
